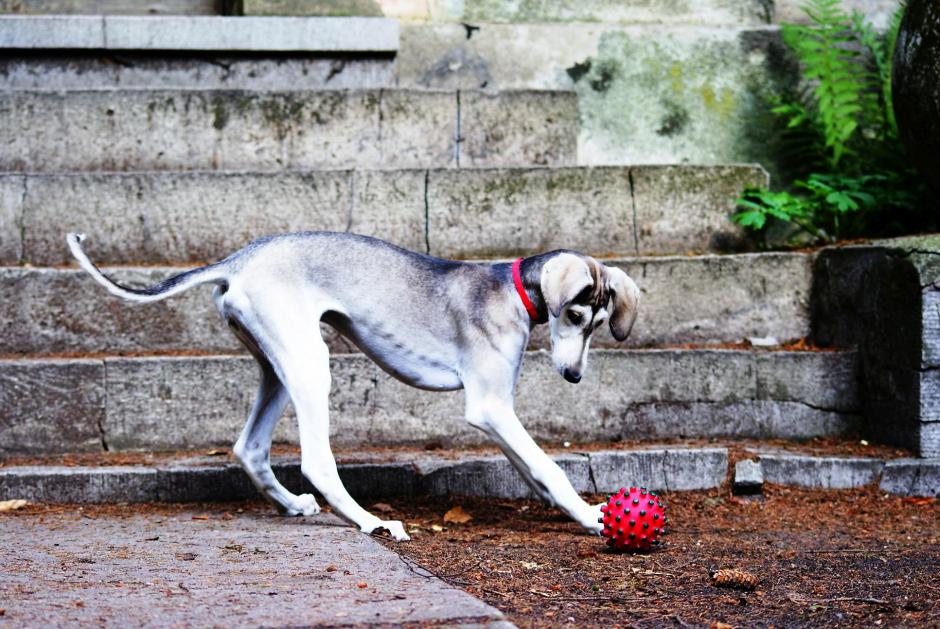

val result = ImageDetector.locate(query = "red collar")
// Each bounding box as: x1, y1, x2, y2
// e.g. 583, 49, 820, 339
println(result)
512, 258, 539, 320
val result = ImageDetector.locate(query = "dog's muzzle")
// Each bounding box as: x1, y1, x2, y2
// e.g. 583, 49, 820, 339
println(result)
563, 368, 582, 384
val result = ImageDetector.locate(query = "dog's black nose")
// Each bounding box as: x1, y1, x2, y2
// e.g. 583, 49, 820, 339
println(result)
563, 369, 582, 384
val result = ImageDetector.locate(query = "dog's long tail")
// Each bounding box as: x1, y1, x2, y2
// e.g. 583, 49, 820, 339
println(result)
67, 233, 228, 304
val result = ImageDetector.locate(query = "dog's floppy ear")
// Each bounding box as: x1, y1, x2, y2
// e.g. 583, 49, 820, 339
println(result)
604, 266, 640, 341
540, 253, 594, 318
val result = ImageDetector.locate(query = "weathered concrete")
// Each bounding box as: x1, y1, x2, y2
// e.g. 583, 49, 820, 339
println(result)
4, 165, 763, 266
733, 458, 763, 494
244, 0, 384, 16
15, 171, 425, 265
775, 0, 901, 30
812, 236, 940, 457
396, 24, 793, 174
0, 53, 394, 90
589, 448, 728, 493
0, 252, 814, 355
0, 15, 399, 51
758, 454, 884, 489
0, 0, 222, 15
0, 174, 22, 264
879, 458, 940, 497
630, 164, 764, 254
0, 350, 860, 453
417, 454, 594, 499
0, 89, 576, 172
429, 0, 772, 25
458, 90, 578, 167
0, 509, 508, 628
426, 166, 633, 258
0, 358, 104, 454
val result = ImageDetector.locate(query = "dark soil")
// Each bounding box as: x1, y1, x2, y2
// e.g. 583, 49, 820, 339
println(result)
375, 487, 939, 628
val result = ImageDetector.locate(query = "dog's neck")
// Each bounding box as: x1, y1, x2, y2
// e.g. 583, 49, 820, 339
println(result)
515, 255, 550, 325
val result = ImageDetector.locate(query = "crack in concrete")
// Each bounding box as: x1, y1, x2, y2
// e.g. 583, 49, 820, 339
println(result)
345, 170, 355, 233
16, 174, 27, 265
100, 358, 110, 452
454, 90, 462, 168
584, 452, 598, 493
627, 168, 639, 256
423, 170, 431, 254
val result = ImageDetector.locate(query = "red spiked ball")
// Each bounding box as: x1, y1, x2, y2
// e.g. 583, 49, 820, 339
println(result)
599, 487, 667, 551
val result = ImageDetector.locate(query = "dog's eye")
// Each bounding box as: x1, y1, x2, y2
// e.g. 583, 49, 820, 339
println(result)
567, 310, 583, 325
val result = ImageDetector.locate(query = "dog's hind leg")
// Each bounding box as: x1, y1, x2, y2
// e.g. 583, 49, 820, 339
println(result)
245, 296, 410, 541
228, 316, 320, 516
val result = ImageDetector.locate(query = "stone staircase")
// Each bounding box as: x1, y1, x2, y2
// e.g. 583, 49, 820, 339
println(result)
0, 2, 937, 499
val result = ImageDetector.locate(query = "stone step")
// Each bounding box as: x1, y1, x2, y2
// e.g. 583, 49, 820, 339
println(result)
0, 0, 224, 15
0, 447, 730, 503
0, 52, 395, 90
2, 448, 935, 504
0, 89, 576, 172
0, 251, 811, 355
0, 15, 399, 52
396, 24, 791, 175
0, 349, 859, 454
0, 165, 766, 266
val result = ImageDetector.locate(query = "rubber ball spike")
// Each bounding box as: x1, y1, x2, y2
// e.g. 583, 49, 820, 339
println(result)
600, 487, 667, 551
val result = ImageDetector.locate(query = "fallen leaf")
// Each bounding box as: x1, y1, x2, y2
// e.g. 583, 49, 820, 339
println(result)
326, 565, 337, 572
144, 536, 160, 542
430, 524, 443, 532
576, 550, 597, 559
191, 515, 209, 521
443, 506, 473, 524
520, 561, 541, 570
176, 552, 198, 561
902, 497, 935, 506
372, 502, 395, 514
0, 499, 28, 512
357, 582, 368, 589
206, 449, 226, 456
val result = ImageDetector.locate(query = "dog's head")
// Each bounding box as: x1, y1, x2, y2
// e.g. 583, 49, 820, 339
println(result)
540, 253, 640, 383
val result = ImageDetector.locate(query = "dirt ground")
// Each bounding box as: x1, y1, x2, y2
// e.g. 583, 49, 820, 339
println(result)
376, 486, 939, 628
2, 486, 936, 628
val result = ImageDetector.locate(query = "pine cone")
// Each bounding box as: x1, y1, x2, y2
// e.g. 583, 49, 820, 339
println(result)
711, 568, 759, 591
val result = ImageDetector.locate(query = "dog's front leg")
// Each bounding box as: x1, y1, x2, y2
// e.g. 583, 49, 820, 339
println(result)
463, 375, 603, 534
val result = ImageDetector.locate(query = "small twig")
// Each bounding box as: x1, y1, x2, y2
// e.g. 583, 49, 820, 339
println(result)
802, 549, 877, 554
528, 588, 554, 598
672, 615, 697, 629
482, 587, 510, 598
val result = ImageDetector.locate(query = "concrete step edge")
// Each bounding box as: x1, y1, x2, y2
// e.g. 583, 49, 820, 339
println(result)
0, 447, 729, 503
3, 450, 936, 503
732, 453, 940, 497
0, 349, 861, 454
0, 15, 400, 52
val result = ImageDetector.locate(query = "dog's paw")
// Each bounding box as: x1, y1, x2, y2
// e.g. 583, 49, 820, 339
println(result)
578, 502, 605, 535
365, 519, 411, 542
283, 493, 321, 517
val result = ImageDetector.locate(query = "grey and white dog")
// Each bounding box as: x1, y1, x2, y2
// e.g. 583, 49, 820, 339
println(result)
68, 231, 639, 541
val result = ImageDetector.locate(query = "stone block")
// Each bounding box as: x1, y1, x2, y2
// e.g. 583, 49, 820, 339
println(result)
430, 0, 771, 25
630, 165, 766, 254
348, 169, 427, 254
879, 459, 940, 497
426, 167, 633, 258
0, 174, 23, 265
21, 171, 353, 265
416, 454, 593, 499
812, 237, 940, 456
0, 15, 399, 51
244, 0, 383, 16
0, 0, 220, 15
733, 459, 763, 494
155, 463, 257, 502
0, 90, 457, 172
759, 454, 884, 489
0, 466, 159, 503
335, 462, 420, 498
526, 251, 813, 349
0, 14, 103, 47
458, 90, 578, 167
0, 53, 394, 90
0, 359, 104, 454
589, 448, 728, 493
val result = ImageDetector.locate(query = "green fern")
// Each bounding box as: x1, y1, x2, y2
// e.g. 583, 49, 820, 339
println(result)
780, 0, 865, 167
